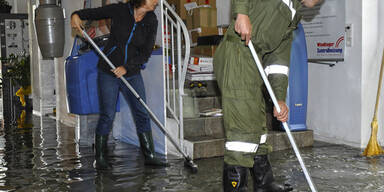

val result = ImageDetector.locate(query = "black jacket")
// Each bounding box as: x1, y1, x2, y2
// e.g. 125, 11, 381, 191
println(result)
73, 2, 158, 77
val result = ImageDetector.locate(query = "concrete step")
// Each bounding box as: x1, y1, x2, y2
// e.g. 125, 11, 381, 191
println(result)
184, 136, 225, 159
168, 78, 220, 97
183, 95, 222, 118
268, 130, 314, 151
167, 89, 222, 118
184, 80, 220, 97
183, 116, 224, 138
195, 96, 221, 112
184, 130, 314, 159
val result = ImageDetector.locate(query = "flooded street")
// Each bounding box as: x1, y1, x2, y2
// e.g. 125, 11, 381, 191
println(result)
0, 113, 383, 191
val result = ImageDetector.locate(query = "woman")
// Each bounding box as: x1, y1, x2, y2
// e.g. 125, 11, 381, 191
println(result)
71, 0, 165, 169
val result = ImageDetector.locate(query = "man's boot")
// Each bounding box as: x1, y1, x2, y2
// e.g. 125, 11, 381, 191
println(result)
94, 134, 109, 169
138, 131, 168, 166
250, 155, 293, 192
223, 163, 248, 192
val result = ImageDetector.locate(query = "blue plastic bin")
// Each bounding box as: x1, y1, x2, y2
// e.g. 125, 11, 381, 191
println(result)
284, 23, 308, 131
66, 38, 119, 115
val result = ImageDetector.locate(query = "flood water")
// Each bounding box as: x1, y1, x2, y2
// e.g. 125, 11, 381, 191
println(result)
0, 112, 384, 191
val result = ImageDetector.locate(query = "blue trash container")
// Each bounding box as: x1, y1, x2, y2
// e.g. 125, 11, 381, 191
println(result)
66, 37, 119, 115
284, 23, 308, 131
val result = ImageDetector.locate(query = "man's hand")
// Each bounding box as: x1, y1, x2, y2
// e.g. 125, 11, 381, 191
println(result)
112, 66, 127, 78
235, 14, 252, 45
273, 101, 289, 122
301, 0, 322, 8
71, 14, 84, 35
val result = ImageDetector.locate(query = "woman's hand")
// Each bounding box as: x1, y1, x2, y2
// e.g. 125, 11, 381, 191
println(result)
71, 14, 84, 35
112, 66, 127, 78
273, 101, 289, 122
235, 13, 252, 45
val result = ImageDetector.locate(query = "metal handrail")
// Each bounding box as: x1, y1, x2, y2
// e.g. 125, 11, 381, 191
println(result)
161, 0, 191, 155
162, 0, 190, 95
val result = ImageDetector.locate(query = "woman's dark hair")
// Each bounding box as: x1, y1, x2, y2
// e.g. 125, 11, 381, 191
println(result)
130, 0, 147, 8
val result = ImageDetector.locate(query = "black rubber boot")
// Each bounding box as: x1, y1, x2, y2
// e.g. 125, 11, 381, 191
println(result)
223, 163, 248, 192
138, 131, 168, 166
250, 155, 293, 192
94, 134, 109, 170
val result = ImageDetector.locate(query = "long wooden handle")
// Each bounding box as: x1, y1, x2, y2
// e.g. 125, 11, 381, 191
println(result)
374, 50, 384, 118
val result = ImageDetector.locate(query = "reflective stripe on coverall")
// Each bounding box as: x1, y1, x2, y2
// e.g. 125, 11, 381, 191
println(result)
213, 0, 302, 168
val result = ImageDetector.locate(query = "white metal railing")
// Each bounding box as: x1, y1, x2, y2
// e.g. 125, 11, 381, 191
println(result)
161, 0, 190, 154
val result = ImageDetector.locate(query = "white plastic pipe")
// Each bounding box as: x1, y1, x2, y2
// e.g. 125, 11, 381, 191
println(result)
248, 41, 317, 192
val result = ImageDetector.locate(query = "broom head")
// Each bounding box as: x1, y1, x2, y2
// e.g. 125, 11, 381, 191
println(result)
363, 118, 384, 156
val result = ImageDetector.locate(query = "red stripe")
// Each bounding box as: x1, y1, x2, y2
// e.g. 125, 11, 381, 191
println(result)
335, 37, 344, 48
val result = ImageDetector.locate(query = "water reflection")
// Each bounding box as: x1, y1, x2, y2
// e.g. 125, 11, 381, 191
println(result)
0, 110, 384, 191
271, 142, 384, 192
1, 108, 33, 191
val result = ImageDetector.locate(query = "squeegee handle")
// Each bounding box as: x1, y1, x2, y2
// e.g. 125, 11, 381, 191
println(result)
248, 41, 317, 192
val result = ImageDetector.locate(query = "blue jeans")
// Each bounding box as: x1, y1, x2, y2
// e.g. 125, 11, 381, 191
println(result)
96, 70, 151, 136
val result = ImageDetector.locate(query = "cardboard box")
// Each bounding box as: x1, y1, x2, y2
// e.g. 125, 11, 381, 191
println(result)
186, 7, 217, 29
190, 56, 213, 65
195, 0, 216, 8
188, 64, 213, 73
167, 0, 216, 20
192, 45, 217, 57
218, 26, 228, 36
187, 55, 214, 73
186, 73, 216, 81
197, 35, 224, 46
189, 27, 219, 44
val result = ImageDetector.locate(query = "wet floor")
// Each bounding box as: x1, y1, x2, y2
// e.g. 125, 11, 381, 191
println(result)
0, 113, 384, 192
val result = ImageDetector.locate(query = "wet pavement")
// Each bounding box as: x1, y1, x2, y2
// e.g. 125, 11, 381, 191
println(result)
0, 113, 384, 192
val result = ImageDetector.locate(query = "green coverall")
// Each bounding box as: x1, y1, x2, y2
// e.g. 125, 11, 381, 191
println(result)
213, 0, 302, 168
